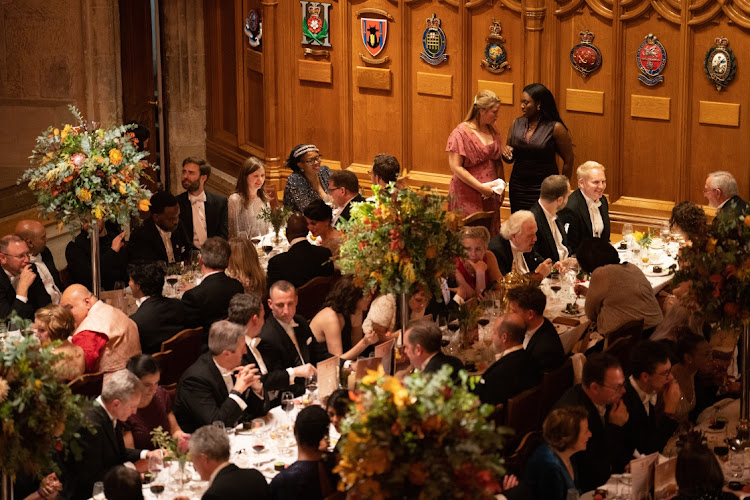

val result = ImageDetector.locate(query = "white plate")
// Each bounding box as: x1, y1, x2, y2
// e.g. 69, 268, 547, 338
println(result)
643, 267, 671, 277
560, 308, 585, 317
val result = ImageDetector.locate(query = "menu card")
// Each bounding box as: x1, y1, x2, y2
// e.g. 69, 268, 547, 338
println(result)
374, 339, 396, 375
354, 357, 383, 382
316, 355, 339, 401
654, 456, 677, 500
630, 452, 658, 500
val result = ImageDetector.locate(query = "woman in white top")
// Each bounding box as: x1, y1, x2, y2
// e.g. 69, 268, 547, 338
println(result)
362, 286, 431, 340
228, 156, 271, 238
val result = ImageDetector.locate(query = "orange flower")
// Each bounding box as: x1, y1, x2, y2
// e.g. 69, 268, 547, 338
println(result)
745, 216, 750, 228
706, 238, 718, 254
425, 246, 437, 259
138, 199, 151, 212
109, 148, 123, 165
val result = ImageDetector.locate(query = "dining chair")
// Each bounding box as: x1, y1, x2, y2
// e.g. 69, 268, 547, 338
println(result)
160, 327, 203, 382
68, 371, 104, 399
462, 211, 494, 233
504, 430, 544, 479
505, 385, 542, 448
152, 349, 180, 388
537, 357, 574, 422
295, 274, 340, 321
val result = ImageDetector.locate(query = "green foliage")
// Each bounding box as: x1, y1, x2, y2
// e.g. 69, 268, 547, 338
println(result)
258, 204, 292, 236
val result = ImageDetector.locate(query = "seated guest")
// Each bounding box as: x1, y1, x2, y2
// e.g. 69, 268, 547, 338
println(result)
34, 305, 85, 381
669, 201, 708, 244
309, 275, 377, 362
103, 466, 143, 500
123, 354, 186, 450
622, 341, 680, 460
704, 170, 747, 219
228, 293, 315, 402
329, 169, 364, 226
177, 157, 229, 247
229, 156, 271, 239
558, 161, 610, 253
371, 153, 401, 188
475, 313, 542, 406
303, 199, 343, 260
671, 330, 712, 424
266, 212, 334, 289
553, 353, 629, 492
404, 319, 464, 376
530, 175, 571, 264
227, 237, 266, 293
258, 281, 315, 396
68, 369, 161, 500
174, 320, 267, 433
0, 234, 51, 320
66, 219, 128, 291
189, 425, 270, 500
507, 284, 566, 372
576, 237, 663, 336
673, 434, 739, 500
128, 262, 184, 354
363, 286, 430, 340
524, 406, 591, 500
127, 191, 193, 264
270, 406, 337, 500
15, 219, 62, 303
488, 211, 553, 278
283, 144, 332, 213
326, 388, 352, 435
455, 226, 502, 300
61, 284, 141, 374
181, 237, 244, 334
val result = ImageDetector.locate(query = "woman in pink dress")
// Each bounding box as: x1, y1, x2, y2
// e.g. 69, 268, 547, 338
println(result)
446, 90, 505, 234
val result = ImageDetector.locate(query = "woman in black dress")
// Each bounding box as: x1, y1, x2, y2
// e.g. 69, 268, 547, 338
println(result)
502, 83, 574, 212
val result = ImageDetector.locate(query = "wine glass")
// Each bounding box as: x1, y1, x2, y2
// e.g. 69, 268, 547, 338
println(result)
145, 453, 163, 485
149, 475, 165, 498
92, 482, 105, 500
281, 391, 295, 423
622, 223, 634, 246
659, 222, 671, 244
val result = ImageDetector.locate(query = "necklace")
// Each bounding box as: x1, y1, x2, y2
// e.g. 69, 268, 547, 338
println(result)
525, 118, 539, 143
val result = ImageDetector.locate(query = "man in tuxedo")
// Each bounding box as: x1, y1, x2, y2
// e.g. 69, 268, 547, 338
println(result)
177, 157, 228, 248
530, 175, 571, 264
622, 341, 680, 461
66, 220, 128, 291
704, 170, 747, 219
329, 169, 365, 227
228, 292, 316, 402
181, 237, 244, 334
475, 313, 542, 406
558, 161, 610, 254
404, 319, 464, 377
266, 213, 334, 289
68, 370, 161, 500
371, 153, 401, 187
0, 235, 51, 320
174, 320, 268, 433
506, 284, 566, 372
128, 262, 184, 354
553, 353, 629, 493
189, 425, 270, 500
15, 219, 63, 303
488, 211, 553, 278
258, 281, 316, 396
127, 191, 193, 264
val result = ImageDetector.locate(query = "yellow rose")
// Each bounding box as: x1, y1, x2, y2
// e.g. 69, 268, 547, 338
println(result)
77, 188, 92, 202
401, 262, 416, 283
361, 365, 385, 386
109, 148, 123, 166
92, 205, 104, 220
53, 128, 59, 136
118, 181, 127, 195
138, 199, 151, 212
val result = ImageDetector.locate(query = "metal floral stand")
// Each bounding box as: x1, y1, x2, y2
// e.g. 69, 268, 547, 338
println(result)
729, 323, 750, 450
89, 223, 101, 298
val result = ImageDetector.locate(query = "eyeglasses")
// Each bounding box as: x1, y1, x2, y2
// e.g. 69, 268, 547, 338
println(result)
328, 184, 344, 191
1, 252, 30, 259
653, 367, 672, 378
600, 382, 625, 392
303, 156, 321, 165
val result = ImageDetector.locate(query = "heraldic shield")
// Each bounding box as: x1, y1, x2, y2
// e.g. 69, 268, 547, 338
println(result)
361, 18, 387, 58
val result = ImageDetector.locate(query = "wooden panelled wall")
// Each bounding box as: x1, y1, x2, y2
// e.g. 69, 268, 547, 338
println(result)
204, 0, 750, 229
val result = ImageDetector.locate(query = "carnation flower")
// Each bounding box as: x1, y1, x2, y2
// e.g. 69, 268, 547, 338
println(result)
70, 153, 86, 167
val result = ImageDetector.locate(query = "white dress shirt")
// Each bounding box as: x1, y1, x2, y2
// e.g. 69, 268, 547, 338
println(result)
189, 191, 208, 248
582, 192, 604, 238
3, 268, 26, 303
213, 359, 248, 411
628, 375, 657, 416
155, 224, 175, 263
523, 321, 543, 349
510, 241, 530, 274
29, 253, 61, 304
539, 201, 568, 261
95, 396, 149, 459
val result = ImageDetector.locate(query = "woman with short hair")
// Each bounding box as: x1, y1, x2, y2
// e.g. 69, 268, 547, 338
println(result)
455, 225, 502, 299
34, 304, 85, 381
303, 199, 343, 259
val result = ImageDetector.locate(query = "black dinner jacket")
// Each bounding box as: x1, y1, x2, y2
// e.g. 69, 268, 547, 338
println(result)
621, 378, 679, 463
129, 295, 186, 354
177, 189, 229, 241
558, 188, 611, 255
181, 272, 244, 334
242, 339, 304, 397
529, 202, 570, 264
422, 351, 465, 379
0, 264, 51, 320
258, 314, 312, 395
173, 352, 269, 433
713, 195, 748, 230
475, 348, 541, 406
67, 402, 143, 500
39, 246, 64, 291
335, 193, 366, 227
266, 240, 334, 289
65, 223, 129, 291
553, 384, 627, 493
126, 217, 193, 265
488, 235, 547, 276
202, 463, 270, 500
526, 318, 567, 373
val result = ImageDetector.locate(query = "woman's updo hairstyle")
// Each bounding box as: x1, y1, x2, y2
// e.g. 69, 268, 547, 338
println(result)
464, 90, 501, 122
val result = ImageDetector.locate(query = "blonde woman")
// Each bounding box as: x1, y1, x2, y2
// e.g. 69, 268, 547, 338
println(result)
455, 226, 502, 299
446, 90, 505, 233
228, 156, 271, 238
226, 237, 266, 294
34, 304, 85, 381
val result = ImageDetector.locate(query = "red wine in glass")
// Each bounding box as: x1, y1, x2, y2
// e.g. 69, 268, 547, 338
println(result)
550, 285, 561, 293
166, 277, 179, 287
478, 318, 490, 327
447, 323, 460, 332
150, 484, 165, 495
262, 245, 273, 254
253, 444, 266, 453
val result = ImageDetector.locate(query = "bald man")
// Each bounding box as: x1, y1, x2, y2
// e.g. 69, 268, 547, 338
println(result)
15, 220, 63, 304
61, 284, 141, 375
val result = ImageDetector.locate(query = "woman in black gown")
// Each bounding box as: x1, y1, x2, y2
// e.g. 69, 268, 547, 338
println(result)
502, 83, 574, 212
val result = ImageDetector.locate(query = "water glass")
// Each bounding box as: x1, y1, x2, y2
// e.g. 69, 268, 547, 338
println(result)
622, 223, 634, 245
729, 450, 744, 478
92, 481, 105, 500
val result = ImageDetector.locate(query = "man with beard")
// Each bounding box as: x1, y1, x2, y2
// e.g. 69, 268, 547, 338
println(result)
177, 157, 228, 248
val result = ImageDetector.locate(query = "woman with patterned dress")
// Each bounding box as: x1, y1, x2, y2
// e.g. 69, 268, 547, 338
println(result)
502, 83, 574, 213
283, 144, 332, 212
228, 156, 271, 239
446, 90, 505, 234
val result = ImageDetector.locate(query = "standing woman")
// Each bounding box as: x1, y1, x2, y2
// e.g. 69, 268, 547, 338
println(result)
228, 157, 271, 238
446, 90, 505, 234
503, 83, 574, 213
283, 144, 332, 212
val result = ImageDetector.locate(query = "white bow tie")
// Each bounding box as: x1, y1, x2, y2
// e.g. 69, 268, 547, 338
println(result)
590, 200, 601, 209
189, 193, 206, 204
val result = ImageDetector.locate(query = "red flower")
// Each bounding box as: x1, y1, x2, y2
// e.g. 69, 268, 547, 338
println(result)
724, 265, 737, 278
177, 433, 190, 454
724, 302, 739, 319
390, 240, 401, 252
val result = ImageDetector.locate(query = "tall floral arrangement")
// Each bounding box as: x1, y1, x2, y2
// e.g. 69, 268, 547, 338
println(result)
338, 184, 464, 299
335, 365, 507, 499
21, 105, 155, 228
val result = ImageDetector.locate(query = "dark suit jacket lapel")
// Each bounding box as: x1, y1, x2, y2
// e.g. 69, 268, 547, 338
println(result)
575, 191, 594, 238
271, 317, 302, 366
205, 191, 219, 235
94, 403, 122, 453
556, 217, 569, 250
600, 196, 610, 240
203, 354, 229, 400
145, 220, 169, 263
177, 193, 193, 241
535, 208, 557, 260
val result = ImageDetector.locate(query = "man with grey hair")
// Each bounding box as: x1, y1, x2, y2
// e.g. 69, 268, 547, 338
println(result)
488, 211, 553, 278
0, 234, 51, 319
181, 236, 244, 334
530, 175, 571, 263
704, 170, 746, 216
403, 319, 463, 379
174, 320, 267, 433
558, 160, 610, 254
190, 425, 269, 498
68, 369, 162, 500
